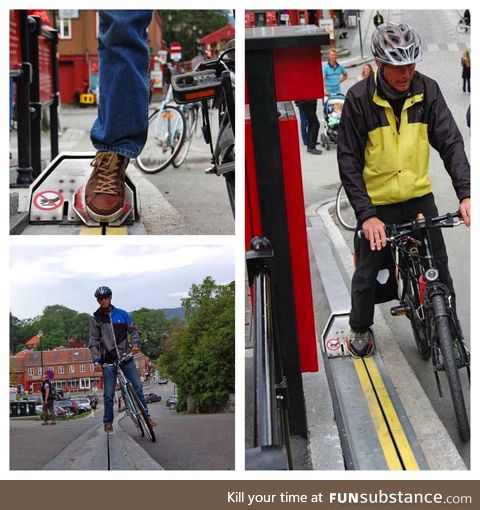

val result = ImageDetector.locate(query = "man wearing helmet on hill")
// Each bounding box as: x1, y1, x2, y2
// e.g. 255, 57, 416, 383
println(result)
89, 286, 156, 432
41, 370, 57, 425
337, 22, 470, 357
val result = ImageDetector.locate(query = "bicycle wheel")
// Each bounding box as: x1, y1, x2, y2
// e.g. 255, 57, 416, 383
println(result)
402, 274, 430, 360
456, 21, 467, 33
431, 293, 470, 442
128, 386, 156, 442
136, 105, 186, 174
123, 387, 145, 438
336, 185, 356, 231
172, 107, 195, 168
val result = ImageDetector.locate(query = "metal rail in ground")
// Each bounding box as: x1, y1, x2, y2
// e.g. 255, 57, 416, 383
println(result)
308, 214, 429, 470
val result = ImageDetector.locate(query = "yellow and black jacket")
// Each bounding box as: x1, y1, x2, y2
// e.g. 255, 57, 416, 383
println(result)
337, 71, 470, 223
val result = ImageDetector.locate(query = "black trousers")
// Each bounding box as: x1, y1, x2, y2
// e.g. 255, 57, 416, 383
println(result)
302, 100, 320, 150
350, 193, 455, 332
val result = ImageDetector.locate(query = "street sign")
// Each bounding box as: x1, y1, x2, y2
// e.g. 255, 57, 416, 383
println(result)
59, 10, 79, 19
170, 42, 182, 62
33, 190, 64, 211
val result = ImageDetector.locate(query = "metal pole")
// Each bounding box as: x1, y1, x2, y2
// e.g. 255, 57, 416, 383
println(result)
357, 10, 364, 59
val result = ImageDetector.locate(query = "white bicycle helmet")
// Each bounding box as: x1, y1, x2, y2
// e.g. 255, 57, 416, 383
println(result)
371, 22, 423, 65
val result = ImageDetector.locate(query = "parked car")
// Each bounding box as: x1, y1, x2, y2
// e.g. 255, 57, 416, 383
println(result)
70, 399, 88, 413
166, 395, 177, 410
145, 392, 161, 403
74, 397, 92, 411
55, 399, 80, 415
35, 405, 72, 418
157, 378, 168, 385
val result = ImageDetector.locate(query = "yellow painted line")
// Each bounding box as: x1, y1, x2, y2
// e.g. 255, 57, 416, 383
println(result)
79, 227, 102, 235
364, 357, 419, 470
105, 227, 128, 235
353, 358, 403, 470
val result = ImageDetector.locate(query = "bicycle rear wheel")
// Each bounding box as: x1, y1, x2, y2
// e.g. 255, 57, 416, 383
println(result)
172, 107, 195, 168
128, 386, 156, 442
136, 105, 186, 174
431, 294, 470, 442
124, 387, 145, 438
336, 185, 356, 231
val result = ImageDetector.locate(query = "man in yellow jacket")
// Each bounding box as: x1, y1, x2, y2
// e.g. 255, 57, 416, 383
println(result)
337, 22, 470, 357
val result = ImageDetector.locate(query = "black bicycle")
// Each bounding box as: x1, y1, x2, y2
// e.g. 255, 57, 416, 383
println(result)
105, 353, 156, 442
383, 211, 470, 442
171, 45, 235, 216
245, 237, 292, 470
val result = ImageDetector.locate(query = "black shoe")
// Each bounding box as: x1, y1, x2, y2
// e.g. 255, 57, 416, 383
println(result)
346, 329, 375, 358
307, 148, 323, 155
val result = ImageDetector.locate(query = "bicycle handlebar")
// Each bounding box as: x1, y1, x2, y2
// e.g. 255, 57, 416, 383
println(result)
102, 352, 134, 368
357, 211, 463, 240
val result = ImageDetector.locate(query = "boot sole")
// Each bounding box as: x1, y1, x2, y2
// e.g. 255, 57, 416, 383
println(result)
86, 205, 124, 223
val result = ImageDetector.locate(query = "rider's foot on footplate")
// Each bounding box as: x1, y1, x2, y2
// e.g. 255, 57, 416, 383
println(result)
346, 329, 375, 358
147, 418, 157, 428
85, 151, 129, 222
104, 423, 113, 432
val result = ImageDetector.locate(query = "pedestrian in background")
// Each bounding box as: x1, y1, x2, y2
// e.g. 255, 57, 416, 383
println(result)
461, 50, 470, 93
296, 100, 322, 155
373, 11, 384, 27
323, 48, 348, 96
358, 63, 373, 81
40, 370, 57, 425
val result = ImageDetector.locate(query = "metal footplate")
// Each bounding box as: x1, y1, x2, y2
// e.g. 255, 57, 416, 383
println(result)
322, 314, 350, 358
28, 152, 140, 227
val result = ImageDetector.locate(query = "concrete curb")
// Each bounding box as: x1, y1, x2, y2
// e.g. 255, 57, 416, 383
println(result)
42, 413, 163, 470
315, 201, 466, 470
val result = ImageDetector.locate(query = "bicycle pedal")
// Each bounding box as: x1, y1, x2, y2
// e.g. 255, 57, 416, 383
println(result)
390, 305, 408, 316
205, 165, 217, 174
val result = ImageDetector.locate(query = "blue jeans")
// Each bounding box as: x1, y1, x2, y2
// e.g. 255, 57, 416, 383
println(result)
298, 105, 308, 146
102, 358, 149, 424
90, 10, 152, 158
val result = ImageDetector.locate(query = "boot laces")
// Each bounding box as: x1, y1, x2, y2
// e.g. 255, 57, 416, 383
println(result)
91, 152, 121, 194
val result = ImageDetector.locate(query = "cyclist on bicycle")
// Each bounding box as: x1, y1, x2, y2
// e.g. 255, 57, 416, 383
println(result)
337, 22, 470, 357
88, 286, 157, 432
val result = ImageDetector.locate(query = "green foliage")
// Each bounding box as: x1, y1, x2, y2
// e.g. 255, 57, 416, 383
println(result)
157, 277, 235, 413
159, 10, 231, 60
130, 308, 172, 359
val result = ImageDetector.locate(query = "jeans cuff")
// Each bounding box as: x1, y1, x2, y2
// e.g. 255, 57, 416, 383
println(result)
93, 144, 138, 159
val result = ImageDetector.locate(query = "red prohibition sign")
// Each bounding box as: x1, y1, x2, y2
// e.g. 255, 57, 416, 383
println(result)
326, 338, 341, 351
33, 190, 64, 211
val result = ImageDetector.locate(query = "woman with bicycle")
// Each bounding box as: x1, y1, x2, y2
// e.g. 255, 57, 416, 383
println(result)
337, 22, 470, 358
88, 286, 157, 432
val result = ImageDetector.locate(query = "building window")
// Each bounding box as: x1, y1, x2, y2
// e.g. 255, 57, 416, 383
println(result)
80, 364, 85, 373
28, 368, 34, 376
89, 364, 95, 372
56, 18, 72, 39
37, 367, 42, 376
58, 366, 64, 374
80, 378, 91, 389
47, 366, 54, 372
69, 365, 75, 373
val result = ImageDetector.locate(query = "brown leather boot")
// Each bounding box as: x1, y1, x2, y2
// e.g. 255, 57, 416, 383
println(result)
85, 151, 129, 222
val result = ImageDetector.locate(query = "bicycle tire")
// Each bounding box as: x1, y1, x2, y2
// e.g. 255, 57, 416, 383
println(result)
124, 387, 145, 438
402, 273, 430, 360
136, 105, 186, 174
128, 386, 156, 442
431, 294, 470, 442
335, 185, 356, 231
172, 107, 195, 168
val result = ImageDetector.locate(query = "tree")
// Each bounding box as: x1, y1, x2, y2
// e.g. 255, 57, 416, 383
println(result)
160, 10, 231, 60
130, 308, 171, 359
157, 277, 235, 413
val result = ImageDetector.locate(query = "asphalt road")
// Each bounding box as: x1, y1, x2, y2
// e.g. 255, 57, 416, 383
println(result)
10, 411, 103, 470
300, 10, 470, 465
119, 381, 235, 470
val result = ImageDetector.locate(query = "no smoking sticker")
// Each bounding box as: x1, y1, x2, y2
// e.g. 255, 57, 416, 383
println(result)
33, 190, 64, 211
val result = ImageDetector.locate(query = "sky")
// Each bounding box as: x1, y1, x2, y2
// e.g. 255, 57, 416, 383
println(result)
10, 242, 235, 319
